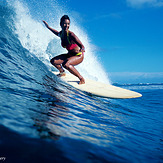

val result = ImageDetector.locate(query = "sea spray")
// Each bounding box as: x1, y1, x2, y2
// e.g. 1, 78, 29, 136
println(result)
9, 0, 111, 84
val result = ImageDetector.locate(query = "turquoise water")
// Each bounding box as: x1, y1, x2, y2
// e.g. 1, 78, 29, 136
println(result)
0, 1, 163, 162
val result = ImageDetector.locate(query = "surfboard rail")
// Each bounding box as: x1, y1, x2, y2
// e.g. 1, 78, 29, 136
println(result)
52, 71, 142, 99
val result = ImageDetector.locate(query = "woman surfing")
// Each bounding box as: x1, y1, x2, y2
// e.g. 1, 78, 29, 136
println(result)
43, 15, 85, 84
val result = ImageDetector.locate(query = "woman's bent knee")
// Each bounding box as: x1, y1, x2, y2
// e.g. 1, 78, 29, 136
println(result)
50, 58, 57, 65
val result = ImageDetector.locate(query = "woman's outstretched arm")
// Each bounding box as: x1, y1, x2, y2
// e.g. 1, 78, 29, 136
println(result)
42, 20, 59, 36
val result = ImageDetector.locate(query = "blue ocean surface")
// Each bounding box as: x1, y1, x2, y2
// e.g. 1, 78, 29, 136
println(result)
0, 1, 163, 162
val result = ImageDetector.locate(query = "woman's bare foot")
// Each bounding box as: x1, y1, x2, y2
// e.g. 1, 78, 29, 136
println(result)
79, 77, 85, 85
57, 71, 66, 77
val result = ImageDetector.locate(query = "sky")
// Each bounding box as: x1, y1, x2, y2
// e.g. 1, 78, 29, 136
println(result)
63, 0, 163, 75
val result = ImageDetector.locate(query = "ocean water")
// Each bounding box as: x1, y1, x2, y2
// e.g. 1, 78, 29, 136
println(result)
0, 1, 163, 163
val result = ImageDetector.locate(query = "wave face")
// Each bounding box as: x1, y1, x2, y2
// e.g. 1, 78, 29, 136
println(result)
0, 1, 163, 163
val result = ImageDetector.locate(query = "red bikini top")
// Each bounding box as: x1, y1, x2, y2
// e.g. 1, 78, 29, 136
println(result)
58, 31, 78, 51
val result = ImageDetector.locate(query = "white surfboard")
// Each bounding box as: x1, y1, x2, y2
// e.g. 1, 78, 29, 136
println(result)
53, 72, 142, 99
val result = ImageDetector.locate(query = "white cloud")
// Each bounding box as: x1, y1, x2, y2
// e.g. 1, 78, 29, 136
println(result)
126, 0, 163, 8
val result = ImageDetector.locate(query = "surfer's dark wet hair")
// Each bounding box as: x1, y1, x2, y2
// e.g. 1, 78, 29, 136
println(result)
60, 15, 70, 26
